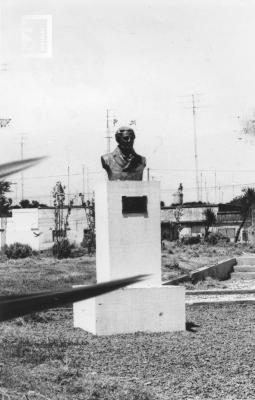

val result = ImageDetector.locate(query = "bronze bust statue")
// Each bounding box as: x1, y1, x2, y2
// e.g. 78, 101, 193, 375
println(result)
101, 126, 146, 181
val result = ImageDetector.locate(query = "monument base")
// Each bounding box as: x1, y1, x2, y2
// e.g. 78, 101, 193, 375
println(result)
73, 285, 185, 336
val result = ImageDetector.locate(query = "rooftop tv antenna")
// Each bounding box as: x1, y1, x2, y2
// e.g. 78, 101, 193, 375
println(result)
192, 94, 200, 202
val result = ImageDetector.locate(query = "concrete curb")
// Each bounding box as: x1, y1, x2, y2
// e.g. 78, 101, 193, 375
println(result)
186, 288, 255, 295
163, 258, 237, 286
186, 299, 255, 306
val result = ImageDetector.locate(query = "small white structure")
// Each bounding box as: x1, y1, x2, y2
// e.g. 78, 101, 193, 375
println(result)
74, 181, 185, 335
5, 207, 87, 251
0, 217, 7, 249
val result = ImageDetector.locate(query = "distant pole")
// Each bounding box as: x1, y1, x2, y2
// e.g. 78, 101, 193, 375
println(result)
82, 165, 85, 196
214, 171, 217, 203
232, 172, 235, 199
106, 109, 111, 153
15, 183, 18, 203
67, 165, 70, 204
21, 135, 24, 200
205, 176, 208, 203
147, 167, 150, 181
192, 94, 200, 202
87, 167, 90, 200
200, 171, 203, 201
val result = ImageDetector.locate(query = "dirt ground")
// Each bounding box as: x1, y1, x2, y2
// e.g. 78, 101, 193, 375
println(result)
1, 243, 255, 399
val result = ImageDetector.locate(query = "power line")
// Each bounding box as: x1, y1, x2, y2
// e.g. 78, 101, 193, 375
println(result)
10, 173, 81, 181
161, 181, 255, 192
150, 168, 255, 173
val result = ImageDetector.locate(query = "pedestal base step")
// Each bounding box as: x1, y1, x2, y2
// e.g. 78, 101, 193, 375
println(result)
73, 286, 185, 336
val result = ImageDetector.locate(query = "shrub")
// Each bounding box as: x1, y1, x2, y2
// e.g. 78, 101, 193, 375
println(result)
206, 232, 230, 245
181, 235, 201, 245
165, 256, 179, 269
52, 239, 73, 259
4, 242, 33, 259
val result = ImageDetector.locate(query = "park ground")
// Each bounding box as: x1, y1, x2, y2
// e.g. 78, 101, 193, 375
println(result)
1, 243, 255, 399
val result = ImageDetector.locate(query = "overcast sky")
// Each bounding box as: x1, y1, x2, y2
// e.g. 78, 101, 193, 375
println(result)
1, 0, 255, 205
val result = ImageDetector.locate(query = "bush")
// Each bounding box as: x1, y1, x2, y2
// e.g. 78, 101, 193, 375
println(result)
165, 256, 179, 269
181, 235, 201, 245
52, 239, 73, 259
206, 232, 230, 245
4, 242, 33, 259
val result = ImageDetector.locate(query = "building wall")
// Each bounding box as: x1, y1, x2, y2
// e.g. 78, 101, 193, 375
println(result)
66, 207, 88, 246
5, 207, 88, 251
161, 205, 250, 243
38, 208, 55, 250
6, 209, 40, 250
161, 206, 219, 223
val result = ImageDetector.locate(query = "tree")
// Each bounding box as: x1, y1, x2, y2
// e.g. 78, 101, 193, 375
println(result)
234, 187, 255, 242
173, 205, 184, 239
52, 181, 74, 258
0, 180, 12, 215
203, 208, 217, 240
19, 199, 31, 208
19, 199, 46, 208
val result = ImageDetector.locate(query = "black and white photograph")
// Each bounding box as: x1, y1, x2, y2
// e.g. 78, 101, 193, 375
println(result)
1, 0, 255, 399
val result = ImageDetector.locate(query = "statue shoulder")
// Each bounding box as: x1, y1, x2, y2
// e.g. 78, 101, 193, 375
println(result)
136, 154, 146, 167
101, 152, 114, 168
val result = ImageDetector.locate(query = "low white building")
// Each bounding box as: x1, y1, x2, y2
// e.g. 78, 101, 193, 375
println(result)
4, 207, 88, 251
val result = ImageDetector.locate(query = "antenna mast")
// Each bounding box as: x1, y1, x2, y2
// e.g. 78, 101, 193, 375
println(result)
21, 135, 24, 200
192, 94, 200, 201
106, 109, 111, 153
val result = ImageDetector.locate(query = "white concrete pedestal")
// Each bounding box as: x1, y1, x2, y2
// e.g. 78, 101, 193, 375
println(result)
73, 181, 185, 335
74, 286, 185, 335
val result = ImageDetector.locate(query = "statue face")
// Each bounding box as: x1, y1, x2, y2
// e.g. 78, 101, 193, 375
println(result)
117, 131, 135, 153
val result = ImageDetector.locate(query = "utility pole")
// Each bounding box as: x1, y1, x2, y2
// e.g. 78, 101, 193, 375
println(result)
67, 165, 70, 204
105, 109, 118, 153
87, 167, 90, 200
82, 165, 85, 197
21, 135, 24, 200
200, 171, 203, 201
192, 94, 200, 202
147, 167, 150, 181
205, 176, 208, 203
214, 171, 217, 204
106, 109, 111, 153
232, 172, 235, 199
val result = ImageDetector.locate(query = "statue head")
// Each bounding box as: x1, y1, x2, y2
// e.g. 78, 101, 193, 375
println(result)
115, 126, 135, 154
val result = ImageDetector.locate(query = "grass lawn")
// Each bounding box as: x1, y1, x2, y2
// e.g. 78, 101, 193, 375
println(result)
1, 304, 255, 399
0, 255, 96, 296
1, 243, 255, 399
0, 241, 250, 296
